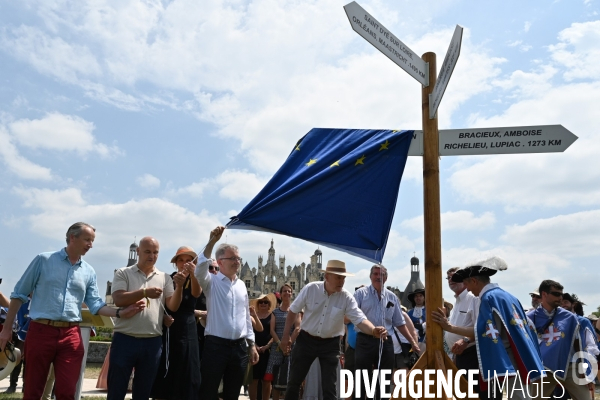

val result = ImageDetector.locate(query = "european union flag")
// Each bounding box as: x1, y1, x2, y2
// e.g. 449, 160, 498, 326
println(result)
227, 128, 413, 263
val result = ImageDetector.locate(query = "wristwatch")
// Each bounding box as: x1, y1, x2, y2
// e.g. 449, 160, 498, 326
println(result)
116, 308, 121, 318
463, 337, 470, 344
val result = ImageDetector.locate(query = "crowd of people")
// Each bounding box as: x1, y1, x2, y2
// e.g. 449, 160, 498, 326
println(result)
0, 222, 599, 400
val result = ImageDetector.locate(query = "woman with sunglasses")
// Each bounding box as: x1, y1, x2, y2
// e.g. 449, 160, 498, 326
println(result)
248, 293, 276, 400
265, 284, 301, 400
151, 246, 202, 400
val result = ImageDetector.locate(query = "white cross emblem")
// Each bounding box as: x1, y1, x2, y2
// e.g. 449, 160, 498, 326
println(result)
541, 324, 563, 345
510, 307, 526, 335
482, 319, 499, 344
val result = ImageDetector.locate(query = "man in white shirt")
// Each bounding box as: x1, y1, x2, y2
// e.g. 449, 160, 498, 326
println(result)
280, 260, 388, 400
194, 226, 259, 400
444, 267, 482, 397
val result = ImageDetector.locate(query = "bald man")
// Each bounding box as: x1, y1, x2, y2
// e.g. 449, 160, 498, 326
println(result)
108, 237, 186, 400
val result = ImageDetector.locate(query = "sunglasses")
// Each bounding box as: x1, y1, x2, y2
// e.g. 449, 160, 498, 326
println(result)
209, 266, 220, 272
549, 291, 563, 297
258, 301, 270, 305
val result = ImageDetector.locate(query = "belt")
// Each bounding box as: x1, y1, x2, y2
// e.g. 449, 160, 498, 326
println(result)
300, 330, 336, 341
34, 319, 80, 328
206, 335, 246, 347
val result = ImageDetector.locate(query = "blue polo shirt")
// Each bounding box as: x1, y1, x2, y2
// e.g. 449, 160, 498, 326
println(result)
11, 248, 106, 321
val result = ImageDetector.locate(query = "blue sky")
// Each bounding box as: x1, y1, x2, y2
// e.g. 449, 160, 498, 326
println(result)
0, 0, 598, 312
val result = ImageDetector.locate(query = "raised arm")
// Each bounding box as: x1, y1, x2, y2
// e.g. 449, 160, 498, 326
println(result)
165, 272, 186, 312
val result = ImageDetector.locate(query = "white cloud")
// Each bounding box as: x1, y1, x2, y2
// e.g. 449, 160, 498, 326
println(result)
214, 170, 269, 201
171, 169, 268, 201
0, 127, 53, 180
136, 173, 160, 189
501, 209, 600, 258
0, 25, 102, 84
549, 20, 600, 81
9, 113, 122, 158
454, 80, 600, 211
0, 5, 505, 173
400, 211, 496, 231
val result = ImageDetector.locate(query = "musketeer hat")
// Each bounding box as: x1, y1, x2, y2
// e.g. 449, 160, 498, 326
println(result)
451, 256, 508, 283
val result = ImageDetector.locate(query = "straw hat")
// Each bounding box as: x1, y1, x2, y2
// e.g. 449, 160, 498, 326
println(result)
324, 260, 354, 277
0, 343, 21, 381
249, 293, 277, 314
170, 246, 198, 264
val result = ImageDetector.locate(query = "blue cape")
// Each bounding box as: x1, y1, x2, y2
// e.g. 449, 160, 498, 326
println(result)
476, 286, 545, 383
526, 306, 579, 379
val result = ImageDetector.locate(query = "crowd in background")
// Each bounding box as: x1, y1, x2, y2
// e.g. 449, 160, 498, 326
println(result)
1, 222, 599, 400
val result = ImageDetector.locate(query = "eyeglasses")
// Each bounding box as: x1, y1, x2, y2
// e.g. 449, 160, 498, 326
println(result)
258, 301, 270, 305
219, 257, 242, 263
531, 294, 541, 299
209, 266, 220, 271
549, 291, 563, 297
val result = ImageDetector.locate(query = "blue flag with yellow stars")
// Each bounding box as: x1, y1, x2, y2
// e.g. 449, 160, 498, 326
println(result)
227, 128, 413, 263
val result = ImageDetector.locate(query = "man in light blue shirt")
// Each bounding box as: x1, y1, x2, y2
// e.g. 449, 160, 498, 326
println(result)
0, 222, 144, 400
353, 265, 421, 400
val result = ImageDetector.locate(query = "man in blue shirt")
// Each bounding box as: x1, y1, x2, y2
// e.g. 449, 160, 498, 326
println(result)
0, 222, 144, 400
353, 265, 420, 400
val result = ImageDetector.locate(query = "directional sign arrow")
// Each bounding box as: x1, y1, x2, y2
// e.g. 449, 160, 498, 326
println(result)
407, 125, 578, 156
429, 25, 463, 119
344, 1, 429, 86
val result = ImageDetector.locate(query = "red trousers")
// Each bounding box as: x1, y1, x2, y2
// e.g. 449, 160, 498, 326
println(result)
24, 321, 84, 400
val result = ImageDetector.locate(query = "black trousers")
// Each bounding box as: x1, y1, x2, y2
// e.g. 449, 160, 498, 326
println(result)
455, 345, 501, 400
284, 331, 341, 400
354, 332, 395, 400
199, 336, 249, 400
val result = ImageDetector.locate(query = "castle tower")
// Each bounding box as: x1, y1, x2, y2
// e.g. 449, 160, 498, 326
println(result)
127, 239, 138, 267
401, 254, 424, 309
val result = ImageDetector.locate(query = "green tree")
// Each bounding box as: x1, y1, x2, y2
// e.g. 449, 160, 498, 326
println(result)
593, 305, 600, 318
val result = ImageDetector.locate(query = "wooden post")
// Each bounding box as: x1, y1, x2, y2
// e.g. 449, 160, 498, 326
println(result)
421, 52, 444, 369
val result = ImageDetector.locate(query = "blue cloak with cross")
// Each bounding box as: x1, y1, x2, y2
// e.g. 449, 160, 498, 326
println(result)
476, 286, 545, 383
526, 306, 580, 380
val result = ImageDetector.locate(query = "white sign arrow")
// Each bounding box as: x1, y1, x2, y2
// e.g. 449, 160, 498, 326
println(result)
344, 1, 429, 86
429, 25, 463, 119
407, 125, 578, 156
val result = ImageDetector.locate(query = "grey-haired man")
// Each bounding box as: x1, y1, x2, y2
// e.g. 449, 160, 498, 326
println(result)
195, 226, 259, 400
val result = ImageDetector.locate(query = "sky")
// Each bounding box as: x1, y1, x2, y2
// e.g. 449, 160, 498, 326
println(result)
0, 0, 599, 314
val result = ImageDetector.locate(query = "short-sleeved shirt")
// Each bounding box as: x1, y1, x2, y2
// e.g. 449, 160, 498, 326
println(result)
445, 288, 478, 351
11, 248, 105, 321
290, 281, 366, 338
111, 264, 174, 337
354, 285, 405, 332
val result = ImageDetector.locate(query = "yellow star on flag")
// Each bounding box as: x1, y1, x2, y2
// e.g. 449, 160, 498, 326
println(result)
355, 155, 366, 166
306, 158, 317, 166
330, 160, 340, 168
379, 140, 390, 151
295, 144, 301, 151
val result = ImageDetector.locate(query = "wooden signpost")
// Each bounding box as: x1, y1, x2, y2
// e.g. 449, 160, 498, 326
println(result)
344, 2, 578, 398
